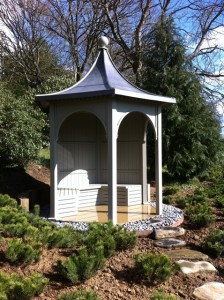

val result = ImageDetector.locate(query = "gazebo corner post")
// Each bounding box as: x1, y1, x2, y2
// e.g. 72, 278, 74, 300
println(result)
155, 106, 163, 216
107, 101, 118, 225
142, 134, 148, 204
49, 105, 58, 220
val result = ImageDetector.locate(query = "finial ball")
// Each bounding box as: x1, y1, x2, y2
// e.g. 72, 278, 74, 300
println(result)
98, 36, 109, 49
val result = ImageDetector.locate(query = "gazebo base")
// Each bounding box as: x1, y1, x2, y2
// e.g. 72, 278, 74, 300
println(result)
60, 203, 156, 224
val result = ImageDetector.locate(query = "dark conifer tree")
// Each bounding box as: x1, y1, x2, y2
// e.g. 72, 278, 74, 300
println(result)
142, 17, 222, 180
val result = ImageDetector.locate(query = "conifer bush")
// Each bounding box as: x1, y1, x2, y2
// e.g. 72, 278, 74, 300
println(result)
215, 196, 224, 208
0, 271, 48, 300
185, 201, 215, 227
57, 244, 105, 283
113, 226, 136, 251
85, 222, 116, 258
5, 238, 41, 264
46, 226, 83, 248
135, 253, 177, 283
163, 185, 180, 196
85, 221, 136, 257
201, 228, 224, 257
57, 289, 101, 300
0, 194, 18, 208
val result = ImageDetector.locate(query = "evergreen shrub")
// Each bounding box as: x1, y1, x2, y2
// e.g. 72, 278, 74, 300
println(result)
85, 222, 136, 257
215, 196, 224, 208
46, 226, 83, 248
0, 194, 18, 208
151, 289, 180, 300
57, 289, 101, 300
163, 185, 180, 196
135, 253, 177, 283
163, 195, 174, 204
5, 238, 41, 264
57, 244, 105, 283
0, 271, 48, 300
201, 228, 224, 257
185, 201, 215, 227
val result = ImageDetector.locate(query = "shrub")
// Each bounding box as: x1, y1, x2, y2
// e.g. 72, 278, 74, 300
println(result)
151, 289, 180, 300
0, 207, 29, 237
0, 271, 48, 300
201, 228, 224, 258
57, 244, 105, 283
5, 238, 41, 264
0, 194, 18, 208
85, 222, 116, 258
163, 195, 174, 204
57, 289, 101, 300
185, 201, 215, 227
85, 222, 136, 257
46, 226, 83, 248
163, 185, 180, 196
215, 196, 224, 208
135, 253, 177, 283
33, 204, 40, 216
113, 227, 136, 251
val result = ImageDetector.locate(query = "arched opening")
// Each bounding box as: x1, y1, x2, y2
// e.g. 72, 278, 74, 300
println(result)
117, 112, 156, 204
58, 112, 107, 188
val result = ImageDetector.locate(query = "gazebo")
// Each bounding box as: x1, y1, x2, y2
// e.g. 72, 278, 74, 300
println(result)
36, 36, 175, 224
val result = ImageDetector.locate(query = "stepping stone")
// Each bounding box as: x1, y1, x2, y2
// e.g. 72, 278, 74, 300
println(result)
163, 249, 208, 260
154, 238, 186, 248
154, 226, 185, 239
193, 282, 224, 300
177, 260, 217, 274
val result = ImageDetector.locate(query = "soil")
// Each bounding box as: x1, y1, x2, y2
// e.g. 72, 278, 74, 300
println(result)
0, 163, 223, 299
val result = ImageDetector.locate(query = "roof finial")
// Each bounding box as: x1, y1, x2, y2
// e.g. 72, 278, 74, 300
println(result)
98, 36, 109, 49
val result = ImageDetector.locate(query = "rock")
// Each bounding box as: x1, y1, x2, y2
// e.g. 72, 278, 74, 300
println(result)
193, 282, 224, 300
163, 249, 208, 260
154, 238, 186, 248
177, 260, 217, 274
154, 226, 185, 239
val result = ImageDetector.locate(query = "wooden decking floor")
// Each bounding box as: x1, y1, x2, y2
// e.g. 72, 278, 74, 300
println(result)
61, 203, 157, 224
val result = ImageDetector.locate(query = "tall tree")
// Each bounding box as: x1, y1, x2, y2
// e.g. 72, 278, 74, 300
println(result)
42, 0, 104, 82
0, 0, 61, 92
142, 17, 222, 179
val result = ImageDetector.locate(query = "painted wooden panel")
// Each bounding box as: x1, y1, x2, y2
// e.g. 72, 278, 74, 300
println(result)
57, 189, 78, 218
100, 185, 142, 206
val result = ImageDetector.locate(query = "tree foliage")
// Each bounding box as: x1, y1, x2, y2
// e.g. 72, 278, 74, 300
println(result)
142, 17, 222, 180
0, 83, 44, 167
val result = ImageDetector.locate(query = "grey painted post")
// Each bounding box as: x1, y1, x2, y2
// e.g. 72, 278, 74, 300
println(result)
107, 101, 117, 224
49, 105, 57, 219
155, 106, 163, 215
142, 136, 148, 203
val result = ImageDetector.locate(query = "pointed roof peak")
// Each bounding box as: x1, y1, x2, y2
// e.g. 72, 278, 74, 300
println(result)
98, 36, 110, 49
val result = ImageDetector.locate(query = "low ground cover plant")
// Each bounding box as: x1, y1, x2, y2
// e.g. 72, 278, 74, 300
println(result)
134, 253, 178, 283
57, 289, 101, 300
0, 271, 48, 300
201, 228, 224, 257
151, 289, 180, 300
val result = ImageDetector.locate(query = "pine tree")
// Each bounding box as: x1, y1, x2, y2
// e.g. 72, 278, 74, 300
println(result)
142, 17, 222, 180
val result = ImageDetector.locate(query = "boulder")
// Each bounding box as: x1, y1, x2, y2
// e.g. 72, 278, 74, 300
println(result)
154, 238, 186, 248
177, 260, 217, 274
193, 282, 224, 300
154, 226, 185, 239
